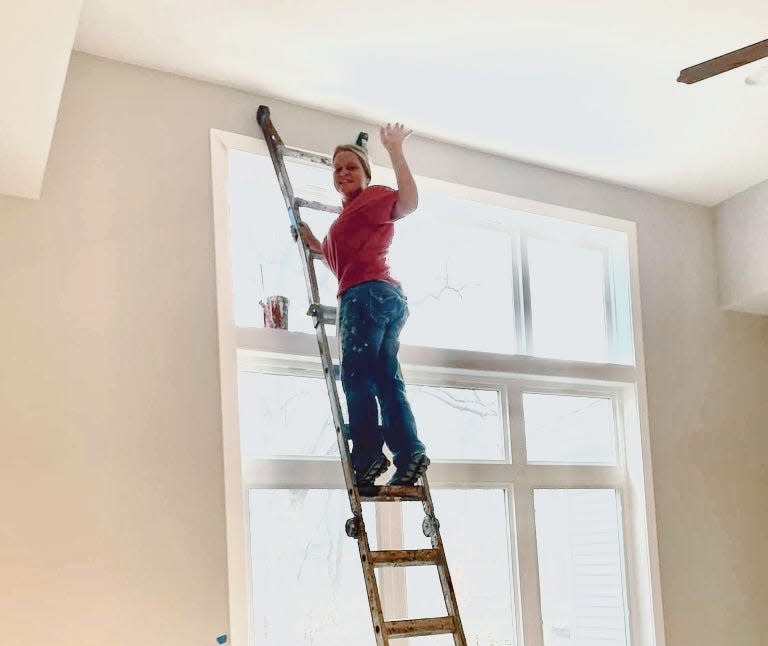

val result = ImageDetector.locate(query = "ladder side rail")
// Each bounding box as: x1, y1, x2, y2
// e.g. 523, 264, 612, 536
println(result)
359, 538, 390, 646
314, 320, 388, 646
257, 107, 389, 643
256, 106, 468, 645
421, 475, 468, 645
257, 106, 365, 501
255, 106, 296, 215
256, 107, 364, 517
313, 320, 359, 503
256, 108, 366, 510
256, 106, 321, 305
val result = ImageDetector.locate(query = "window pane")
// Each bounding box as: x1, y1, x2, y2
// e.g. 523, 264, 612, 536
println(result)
528, 237, 607, 362
228, 150, 338, 332
249, 490, 377, 645
239, 371, 505, 462
523, 393, 616, 465
228, 149, 636, 365
391, 192, 516, 354
408, 385, 505, 461
534, 489, 629, 646
238, 371, 340, 458
403, 489, 516, 645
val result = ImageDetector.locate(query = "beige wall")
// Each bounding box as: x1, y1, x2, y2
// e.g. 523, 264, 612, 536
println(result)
1, 52, 766, 646
716, 178, 768, 314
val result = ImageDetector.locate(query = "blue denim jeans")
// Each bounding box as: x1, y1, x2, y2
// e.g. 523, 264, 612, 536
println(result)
338, 280, 426, 473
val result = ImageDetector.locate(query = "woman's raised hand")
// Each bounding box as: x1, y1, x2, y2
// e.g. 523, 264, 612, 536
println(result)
380, 122, 413, 152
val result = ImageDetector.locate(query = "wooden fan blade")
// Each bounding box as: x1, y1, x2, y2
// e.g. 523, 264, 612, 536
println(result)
677, 39, 768, 84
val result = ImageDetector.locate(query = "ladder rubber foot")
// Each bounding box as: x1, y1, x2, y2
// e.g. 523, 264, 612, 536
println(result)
256, 105, 270, 126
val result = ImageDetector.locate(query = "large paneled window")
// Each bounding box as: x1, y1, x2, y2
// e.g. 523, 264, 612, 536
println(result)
213, 131, 661, 646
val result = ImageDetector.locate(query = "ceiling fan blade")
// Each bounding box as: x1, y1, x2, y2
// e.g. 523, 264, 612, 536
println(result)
677, 38, 768, 84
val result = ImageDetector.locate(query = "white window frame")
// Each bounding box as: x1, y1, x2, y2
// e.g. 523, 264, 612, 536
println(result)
210, 129, 665, 646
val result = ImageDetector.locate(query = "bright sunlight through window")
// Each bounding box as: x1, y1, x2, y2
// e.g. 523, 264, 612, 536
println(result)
216, 136, 656, 646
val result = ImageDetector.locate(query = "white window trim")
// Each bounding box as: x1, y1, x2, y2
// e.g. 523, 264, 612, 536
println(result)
210, 128, 665, 646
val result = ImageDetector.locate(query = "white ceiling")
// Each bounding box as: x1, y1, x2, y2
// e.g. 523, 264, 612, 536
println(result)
6, 1, 768, 205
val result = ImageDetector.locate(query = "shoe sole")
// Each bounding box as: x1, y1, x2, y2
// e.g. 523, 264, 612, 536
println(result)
388, 454, 430, 486
356, 456, 391, 487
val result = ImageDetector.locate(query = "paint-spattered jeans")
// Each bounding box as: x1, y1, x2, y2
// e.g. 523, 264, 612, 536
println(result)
338, 281, 426, 473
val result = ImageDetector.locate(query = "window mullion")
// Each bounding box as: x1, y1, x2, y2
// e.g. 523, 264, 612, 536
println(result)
375, 501, 408, 642
512, 485, 544, 646
243, 458, 625, 490
616, 489, 637, 646
603, 246, 617, 363
510, 229, 527, 354
507, 383, 527, 466
517, 464, 625, 488
519, 232, 534, 355
242, 457, 343, 488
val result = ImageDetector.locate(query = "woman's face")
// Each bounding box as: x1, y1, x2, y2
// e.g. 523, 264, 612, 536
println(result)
333, 150, 369, 199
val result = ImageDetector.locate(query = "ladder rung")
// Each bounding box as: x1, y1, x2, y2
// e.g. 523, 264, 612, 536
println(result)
307, 303, 337, 325
358, 485, 426, 502
294, 198, 341, 214
385, 617, 456, 638
279, 145, 333, 168
369, 549, 440, 567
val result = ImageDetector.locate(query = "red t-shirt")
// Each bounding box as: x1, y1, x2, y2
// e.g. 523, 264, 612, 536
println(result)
322, 185, 401, 297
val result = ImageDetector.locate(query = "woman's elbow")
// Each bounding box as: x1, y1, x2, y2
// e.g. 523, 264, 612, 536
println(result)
395, 199, 418, 219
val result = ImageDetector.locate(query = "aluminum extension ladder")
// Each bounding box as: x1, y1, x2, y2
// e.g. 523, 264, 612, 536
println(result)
256, 105, 467, 645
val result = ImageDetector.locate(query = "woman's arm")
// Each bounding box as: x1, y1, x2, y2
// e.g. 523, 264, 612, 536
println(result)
380, 123, 418, 220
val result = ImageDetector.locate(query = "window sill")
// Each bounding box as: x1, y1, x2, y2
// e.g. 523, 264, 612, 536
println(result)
236, 327, 636, 384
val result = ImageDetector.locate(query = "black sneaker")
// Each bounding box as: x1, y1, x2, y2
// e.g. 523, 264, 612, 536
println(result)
387, 452, 430, 486
355, 455, 391, 487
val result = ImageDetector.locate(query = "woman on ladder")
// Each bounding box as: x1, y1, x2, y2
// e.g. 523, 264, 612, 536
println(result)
299, 123, 429, 487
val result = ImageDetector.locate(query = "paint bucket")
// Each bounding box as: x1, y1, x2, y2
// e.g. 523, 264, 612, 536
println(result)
260, 295, 289, 329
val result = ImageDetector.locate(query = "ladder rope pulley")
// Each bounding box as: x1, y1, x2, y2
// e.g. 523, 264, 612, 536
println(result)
256, 104, 467, 645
